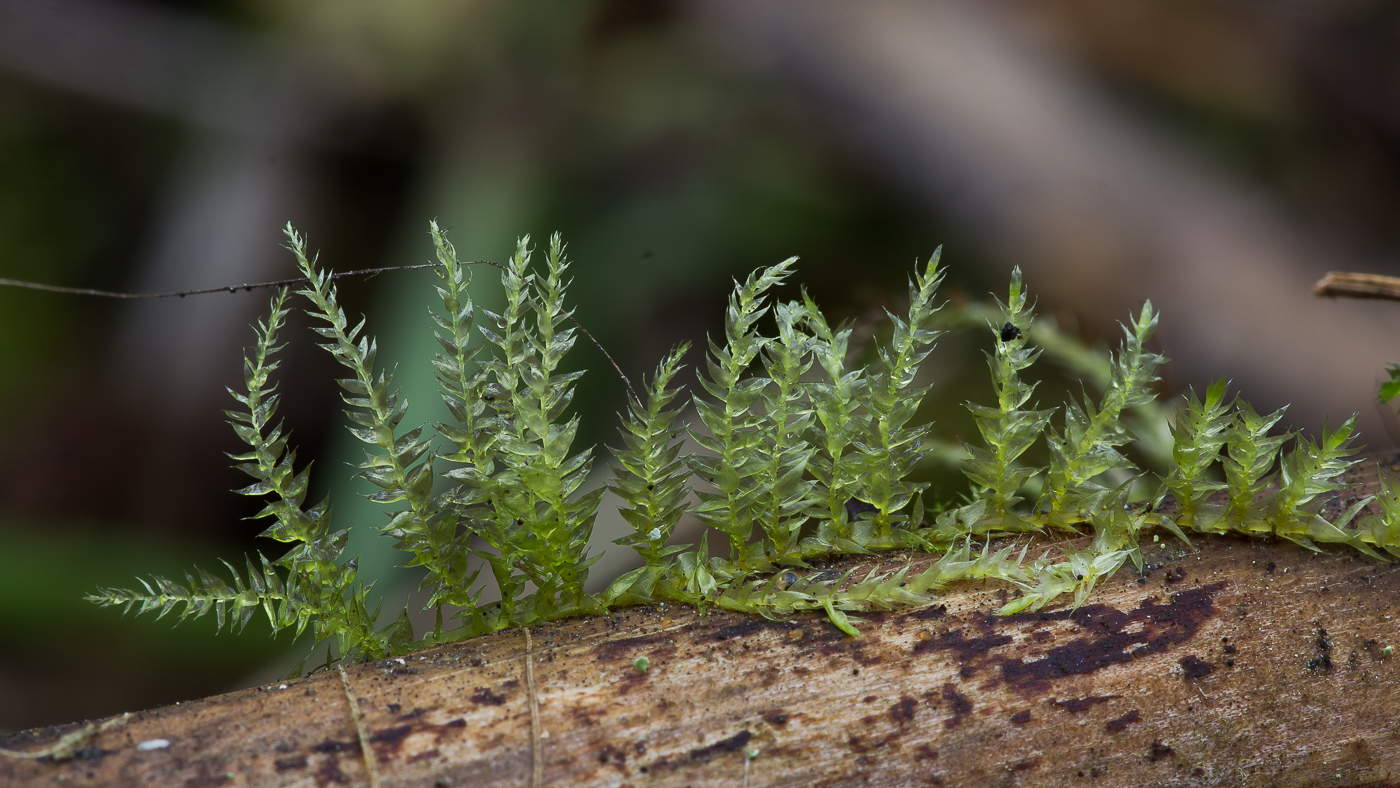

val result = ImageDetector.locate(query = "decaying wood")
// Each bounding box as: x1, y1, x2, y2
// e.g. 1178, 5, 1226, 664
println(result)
5, 459, 1400, 786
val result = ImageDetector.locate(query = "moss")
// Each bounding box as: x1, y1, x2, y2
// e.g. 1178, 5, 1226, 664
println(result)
87, 221, 1400, 665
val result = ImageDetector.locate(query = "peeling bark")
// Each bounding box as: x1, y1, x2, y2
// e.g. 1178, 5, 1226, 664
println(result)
5, 460, 1400, 786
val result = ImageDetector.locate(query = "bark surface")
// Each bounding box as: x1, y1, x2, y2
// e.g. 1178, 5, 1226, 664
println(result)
5, 459, 1400, 787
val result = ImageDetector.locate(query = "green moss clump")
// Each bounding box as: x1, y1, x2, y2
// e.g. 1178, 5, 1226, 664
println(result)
87, 221, 1400, 666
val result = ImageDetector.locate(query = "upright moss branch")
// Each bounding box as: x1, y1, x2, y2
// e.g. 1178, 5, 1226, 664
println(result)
475, 234, 603, 622
799, 292, 864, 545
287, 226, 443, 648
748, 300, 819, 564
425, 221, 490, 632
1159, 379, 1231, 531
602, 343, 693, 604
88, 287, 394, 666
688, 259, 796, 569
961, 268, 1054, 532
1042, 303, 1163, 523
1222, 401, 1291, 530
852, 251, 944, 541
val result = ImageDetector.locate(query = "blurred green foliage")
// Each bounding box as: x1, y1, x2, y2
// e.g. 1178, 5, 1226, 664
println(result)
0, 521, 287, 730
0, 85, 173, 409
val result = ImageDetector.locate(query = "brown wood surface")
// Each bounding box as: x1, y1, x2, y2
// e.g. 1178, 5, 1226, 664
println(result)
5, 458, 1400, 786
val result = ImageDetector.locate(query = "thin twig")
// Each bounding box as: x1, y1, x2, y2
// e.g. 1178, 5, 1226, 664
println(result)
338, 666, 381, 788
525, 627, 543, 788
0, 258, 638, 399
1313, 271, 1400, 302
0, 263, 441, 300
565, 308, 636, 399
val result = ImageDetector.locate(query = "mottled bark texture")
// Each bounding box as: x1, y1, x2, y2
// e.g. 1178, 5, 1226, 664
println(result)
5, 458, 1400, 787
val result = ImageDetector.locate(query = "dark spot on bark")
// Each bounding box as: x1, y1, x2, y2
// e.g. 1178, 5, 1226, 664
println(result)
1148, 740, 1175, 762
993, 583, 1226, 694
1165, 566, 1186, 583
1192, 767, 1205, 777
1309, 624, 1333, 673
1223, 644, 1237, 655
1013, 757, 1040, 772
274, 756, 307, 771
373, 724, 413, 744
572, 706, 601, 728
685, 730, 752, 764
470, 688, 506, 706
1050, 695, 1120, 713
862, 695, 878, 703
1180, 655, 1215, 679
386, 704, 401, 714
312, 739, 359, 754
905, 604, 948, 621
408, 748, 440, 763
916, 743, 939, 761
593, 633, 672, 662
369, 725, 412, 756
941, 683, 972, 728
1011, 710, 1032, 724
598, 744, 628, 773
709, 619, 797, 642
848, 735, 884, 754
889, 696, 917, 724
911, 626, 1014, 678
1105, 709, 1142, 732
314, 761, 349, 785
942, 683, 972, 714
763, 711, 789, 726
850, 645, 884, 666
1265, 561, 1276, 573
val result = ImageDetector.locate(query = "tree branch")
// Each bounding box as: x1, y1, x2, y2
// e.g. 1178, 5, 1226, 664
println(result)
5, 456, 1400, 786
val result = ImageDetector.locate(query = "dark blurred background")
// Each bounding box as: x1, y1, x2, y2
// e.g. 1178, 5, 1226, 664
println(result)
3, 0, 1400, 732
